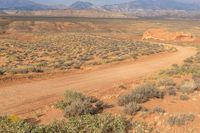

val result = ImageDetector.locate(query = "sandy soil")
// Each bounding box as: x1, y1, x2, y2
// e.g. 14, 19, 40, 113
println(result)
0, 45, 196, 116
0, 57, 5, 66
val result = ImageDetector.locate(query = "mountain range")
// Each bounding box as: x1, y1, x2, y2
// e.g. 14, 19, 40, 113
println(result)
69, 1, 94, 9
0, 0, 200, 12
103, 0, 200, 12
0, 0, 52, 10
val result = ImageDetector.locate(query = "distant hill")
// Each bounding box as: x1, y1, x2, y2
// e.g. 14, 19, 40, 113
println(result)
70, 1, 94, 10
0, 11, 6, 14
4, 9, 126, 18
102, 0, 200, 12
0, 0, 51, 10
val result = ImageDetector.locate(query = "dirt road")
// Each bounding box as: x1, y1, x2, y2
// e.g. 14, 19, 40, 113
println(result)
0, 45, 196, 115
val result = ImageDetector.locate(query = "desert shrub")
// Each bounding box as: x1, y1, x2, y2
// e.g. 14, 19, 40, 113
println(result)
0, 68, 5, 75
0, 114, 131, 133
56, 90, 106, 117
160, 63, 199, 76
194, 51, 200, 63
29, 67, 44, 73
179, 80, 197, 94
166, 86, 177, 96
133, 121, 154, 133
11, 68, 29, 74
72, 62, 82, 69
167, 113, 195, 126
184, 57, 194, 63
157, 78, 176, 87
1, 34, 169, 76
9, 66, 44, 74
180, 95, 189, 101
0, 116, 39, 133
63, 100, 104, 117
152, 106, 166, 114
123, 102, 142, 115
159, 69, 178, 76
64, 114, 132, 133
192, 72, 200, 89
118, 83, 164, 106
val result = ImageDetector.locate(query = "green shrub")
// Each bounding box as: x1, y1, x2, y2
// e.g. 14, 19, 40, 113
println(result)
118, 83, 164, 106
0, 68, 5, 75
167, 113, 195, 126
184, 57, 193, 63
11, 68, 29, 74
179, 81, 197, 94
157, 78, 176, 87
29, 67, 44, 73
9, 66, 44, 74
56, 90, 106, 117
192, 72, 200, 89
166, 86, 177, 96
123, 102, 142, 115
0, 114, 132, 133
133, 121, 154, 133
152, 106, 166, 114
0, 116, 40, 133
180, 95, 189, 101
64, 114, 132, 133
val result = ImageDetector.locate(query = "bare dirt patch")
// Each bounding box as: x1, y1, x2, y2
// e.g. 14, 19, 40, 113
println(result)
0, 57, 5, 66
142, 28, 194, 42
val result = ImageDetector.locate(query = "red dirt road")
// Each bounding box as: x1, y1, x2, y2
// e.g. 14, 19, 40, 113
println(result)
0, 45, 196, 115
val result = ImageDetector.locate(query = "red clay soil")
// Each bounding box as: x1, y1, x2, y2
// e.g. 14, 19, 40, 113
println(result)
142, 28, 194, 42
0, 45, 196, 116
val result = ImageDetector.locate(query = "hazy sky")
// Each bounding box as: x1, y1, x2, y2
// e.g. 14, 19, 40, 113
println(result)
32, 0, 200, 6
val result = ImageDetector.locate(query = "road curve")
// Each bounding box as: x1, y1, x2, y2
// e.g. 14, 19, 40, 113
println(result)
0, 45, 196, 115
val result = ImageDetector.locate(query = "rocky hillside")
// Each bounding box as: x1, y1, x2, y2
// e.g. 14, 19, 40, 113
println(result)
70, 1, 94, 10
0, 0, 51, 10
102, 0, 200, 12
4, 9, 126, 18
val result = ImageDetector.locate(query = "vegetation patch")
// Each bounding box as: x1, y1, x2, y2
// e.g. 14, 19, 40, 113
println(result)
56, 90, 107, 117
167, 113, 195, 126
0, 68, 5, 75
180, 95, 190, 101
157, 78, 176, 87
133, 121, 155, 133
160, 49, 200, 77
118, 83, 164, 106
123, 102, 142, 115
0, 33, 171, 76
152, 106, 166, 114
0, 114, 131, 133
179, 80, 197, 94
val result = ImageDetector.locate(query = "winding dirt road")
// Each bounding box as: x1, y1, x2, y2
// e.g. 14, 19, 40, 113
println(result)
0, 45, 196, 115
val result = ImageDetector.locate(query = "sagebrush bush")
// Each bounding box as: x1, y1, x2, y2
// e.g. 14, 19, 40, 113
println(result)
56, 90, 106, 117
118, 83, 164, 106
0, 114, 132, 133
133, 121, 154, 133
180, 95, 189, 101
167, 113, 195, 126
0, 68, 5, 75
192, 72, 200, 89
179, 80, 197, 94
166, 86, 177, 96
157, 78, 176, 87
10, 66, 44, 74
184, 57, 193, 63
152, 106, 166, 114
0, 116, 38, 133
123, 102, 142, 115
